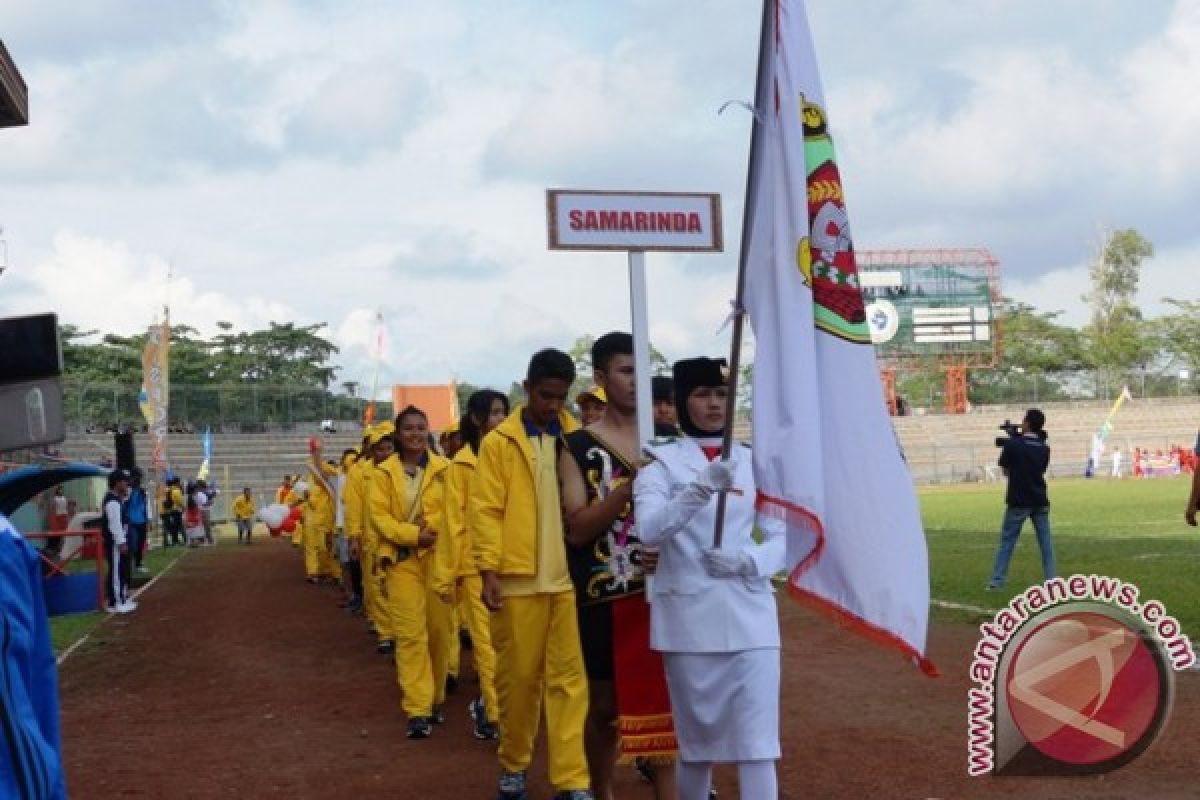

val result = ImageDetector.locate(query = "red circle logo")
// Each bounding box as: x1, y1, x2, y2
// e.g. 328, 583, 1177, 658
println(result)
1005, 611, 1163, 766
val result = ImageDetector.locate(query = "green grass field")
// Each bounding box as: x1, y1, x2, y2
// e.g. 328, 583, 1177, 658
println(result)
922, 475, 1198, 634
49, 544, 187, 655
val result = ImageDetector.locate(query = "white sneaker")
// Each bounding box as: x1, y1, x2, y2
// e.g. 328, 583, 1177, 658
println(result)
114, 602, 137, 614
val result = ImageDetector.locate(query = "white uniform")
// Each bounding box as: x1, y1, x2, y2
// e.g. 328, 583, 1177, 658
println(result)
635, 437, 786, 763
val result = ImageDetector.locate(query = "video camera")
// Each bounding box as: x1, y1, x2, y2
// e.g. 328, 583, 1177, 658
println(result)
994, 420, 1020, 448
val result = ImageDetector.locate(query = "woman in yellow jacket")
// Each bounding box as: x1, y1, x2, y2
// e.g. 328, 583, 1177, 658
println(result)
432, 389, 510, 741
351, 424, 396, 652
369, 405, 452, 739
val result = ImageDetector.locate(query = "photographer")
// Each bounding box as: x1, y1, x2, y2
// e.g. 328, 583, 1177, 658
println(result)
987, 409, 1055, 590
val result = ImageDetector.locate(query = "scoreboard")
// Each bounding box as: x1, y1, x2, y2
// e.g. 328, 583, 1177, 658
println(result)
857, 249, 1000, 367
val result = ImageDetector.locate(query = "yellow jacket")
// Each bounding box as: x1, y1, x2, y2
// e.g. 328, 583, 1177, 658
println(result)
304, 462, 336, 531
368, 450, 449, 567
469, 406, 579, 578
232, 496, 256, 520
161, 486, 184, 514
431, 445, 478, 594
342, 458, 369, 540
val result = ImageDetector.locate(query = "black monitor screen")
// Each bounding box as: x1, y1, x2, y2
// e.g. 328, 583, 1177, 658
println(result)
0, 313, 63, 382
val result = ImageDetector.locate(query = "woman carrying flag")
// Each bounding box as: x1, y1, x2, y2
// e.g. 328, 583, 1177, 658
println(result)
635, 357, 786, 800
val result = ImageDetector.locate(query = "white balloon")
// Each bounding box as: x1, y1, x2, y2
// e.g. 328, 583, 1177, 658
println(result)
258, 503, 289, 529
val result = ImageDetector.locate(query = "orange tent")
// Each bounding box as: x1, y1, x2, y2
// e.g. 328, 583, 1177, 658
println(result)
390, 383, 460, 432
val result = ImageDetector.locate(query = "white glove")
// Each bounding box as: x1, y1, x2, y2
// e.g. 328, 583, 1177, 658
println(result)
669, 460, 736, 530
698, 459, 735, 491
702, 548, 757, 579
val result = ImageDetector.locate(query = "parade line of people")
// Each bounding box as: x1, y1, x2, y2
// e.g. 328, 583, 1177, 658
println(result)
269, 333, 785, 800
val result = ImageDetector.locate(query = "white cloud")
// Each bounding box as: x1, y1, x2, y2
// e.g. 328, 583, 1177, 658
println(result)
1007, 236, 1200, 327
2, 0, 1199, 395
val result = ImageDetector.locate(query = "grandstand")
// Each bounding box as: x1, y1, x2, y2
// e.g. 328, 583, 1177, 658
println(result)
50, 397, 1197, 519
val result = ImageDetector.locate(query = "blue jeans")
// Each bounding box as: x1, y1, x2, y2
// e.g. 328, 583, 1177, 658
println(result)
989, 506, 1055, 587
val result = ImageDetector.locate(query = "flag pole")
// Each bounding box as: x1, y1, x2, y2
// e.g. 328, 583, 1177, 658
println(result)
714, 0, 773, 548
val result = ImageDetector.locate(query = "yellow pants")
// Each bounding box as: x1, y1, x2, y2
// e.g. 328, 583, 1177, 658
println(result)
492, 591, 589, 791
317, 535, 341, 579
459, 574, 498, 717
291, 520, 303, 547
381, 553, 453, 717
447, 602, 461, 679
302, 525, 328, 578
363, 549, 391, 641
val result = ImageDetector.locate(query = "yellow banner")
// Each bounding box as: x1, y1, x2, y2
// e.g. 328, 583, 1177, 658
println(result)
139, 318, 170, 469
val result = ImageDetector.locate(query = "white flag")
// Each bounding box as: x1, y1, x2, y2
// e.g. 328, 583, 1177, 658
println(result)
743, 0, 934, 673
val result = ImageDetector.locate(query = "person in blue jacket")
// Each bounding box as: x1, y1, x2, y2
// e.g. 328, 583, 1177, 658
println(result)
126, 469, 150, 573
1, 511, 68, 799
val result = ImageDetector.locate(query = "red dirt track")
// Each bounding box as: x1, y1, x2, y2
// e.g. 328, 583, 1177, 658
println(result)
59, 540, 1199, 799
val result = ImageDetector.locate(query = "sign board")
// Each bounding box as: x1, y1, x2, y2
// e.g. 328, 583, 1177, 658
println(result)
547, 189, 723, 252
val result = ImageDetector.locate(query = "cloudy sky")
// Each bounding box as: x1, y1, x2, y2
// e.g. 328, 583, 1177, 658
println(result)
1, 0, 1197, 394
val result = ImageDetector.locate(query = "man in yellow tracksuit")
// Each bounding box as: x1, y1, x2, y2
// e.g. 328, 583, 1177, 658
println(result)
231, 488, 256, 545
369, 408, 453, 739
312, 458, 343, 582
471, 349, 592, 800
432, 422, 500, 741
351, 424, 395, 652
301, 481, 333, 583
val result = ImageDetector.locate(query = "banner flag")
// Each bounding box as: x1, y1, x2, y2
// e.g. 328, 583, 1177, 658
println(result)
137, 317, 170, 470
742, 0, 934, 673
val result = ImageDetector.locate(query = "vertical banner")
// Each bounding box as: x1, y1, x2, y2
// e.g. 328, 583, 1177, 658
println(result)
138, 318, 170, 470
742, 0, 934, 672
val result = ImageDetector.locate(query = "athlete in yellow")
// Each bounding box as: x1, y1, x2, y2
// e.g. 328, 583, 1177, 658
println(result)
370, 406, 452, 739
357, 423, 395, 652
432, 389, 510, 741
472, 349, 592, 800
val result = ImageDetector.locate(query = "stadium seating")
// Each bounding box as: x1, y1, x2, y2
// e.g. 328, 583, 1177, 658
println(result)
53, 397, 1197, 516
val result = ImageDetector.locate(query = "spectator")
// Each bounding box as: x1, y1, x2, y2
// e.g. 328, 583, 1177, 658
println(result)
48, 486, 69, 533
102, 470, 136, 613
987, 409, 1055, 590
161, 476, 185, 547
185, 486, 205, 548
1187, 431, 1199, 528
196, 480, 215, 546
126, 469, 150, 574
232, 487, 256, 545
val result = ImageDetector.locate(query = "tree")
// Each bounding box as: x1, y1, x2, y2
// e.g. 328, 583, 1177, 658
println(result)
1152, 298, 1200, 380
965, 299, 1087, 402
1081, 229, 1156, 386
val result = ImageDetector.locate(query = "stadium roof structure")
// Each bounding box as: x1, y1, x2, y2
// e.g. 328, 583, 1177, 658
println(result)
0, 40, 28, 128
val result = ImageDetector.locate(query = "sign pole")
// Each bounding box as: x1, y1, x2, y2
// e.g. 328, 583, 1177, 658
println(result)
628, 250, 655, 450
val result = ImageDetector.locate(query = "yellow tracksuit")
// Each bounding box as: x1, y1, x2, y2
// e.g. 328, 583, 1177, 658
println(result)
470, 407, 589, 792
369, 450, 453, 718
232, 495, 256, 521
302, 488, 334, 579
431, 445, 498, 718
358, 461, 392, 642
285, 489, 305, 547
310, 463, 342, 580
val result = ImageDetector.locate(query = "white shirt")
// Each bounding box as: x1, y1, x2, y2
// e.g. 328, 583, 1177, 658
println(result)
635, 437, 785, 653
